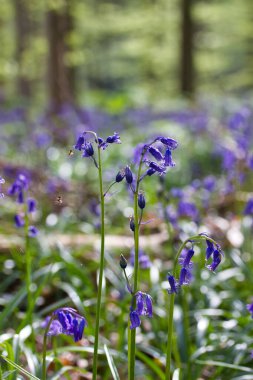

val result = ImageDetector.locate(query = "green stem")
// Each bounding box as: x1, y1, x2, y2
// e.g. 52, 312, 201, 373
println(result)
129, 154, 144, 380
42, 315, 55, 380
165, 234, 217, 378
165, 292, 175, 379
24, 212, 32, 324
92, 146, 105, 380
182, 288, 192, 379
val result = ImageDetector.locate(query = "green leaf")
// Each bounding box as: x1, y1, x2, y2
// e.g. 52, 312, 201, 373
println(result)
136, 350, 165, 379
2, 370, 16, 379
0, 356, 40, 380
104, 344, 120, 380
195, 360, 253, 373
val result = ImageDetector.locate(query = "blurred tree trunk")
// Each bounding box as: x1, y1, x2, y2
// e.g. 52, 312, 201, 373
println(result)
14, 0, 31, 98
47, 0, 76, 112
180, 0, 195, 96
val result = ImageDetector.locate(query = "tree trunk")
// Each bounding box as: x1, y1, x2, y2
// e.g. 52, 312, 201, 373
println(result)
14, 0, 31, 98
180, 0, 195, 96
47, 0, 75, 112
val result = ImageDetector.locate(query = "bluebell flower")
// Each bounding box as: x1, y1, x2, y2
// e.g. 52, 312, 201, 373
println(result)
8, 174, 29, 204
146, 168, 156, 176
99, 132, 121, 149
27, 198, 36, 213
244, 198, 253, 215
105, 132, 121, 144
207, 249, 222, 272
164, 149, 175, 167
82, 141, 94, 157
130, 248, 151, 269
248, 155, 253, 170
28, 226, 38, 238
130, 291, 153, 329
136, 292, 145, 315
179, 248, 194, 268
9, 174, 38, 236
125, 166, 133, 184
14, 214, 24, 228
170, 188, 184, 198
138, 192, 146, 209
135, 291, 152, 317
149, 161, 166, 175
179, 267, 192, 285
130, 310, 141, 329
42, 307, 87, 342
203, 176, 216, 192
156, 137, 178, 150
148, 146, 164, 161
205, 240, 215, 260
247, 302, 253, 318
167, 275, 179, 294
74, 135, 85, 151
145, 294, 153, 317
177, 200, 199, 220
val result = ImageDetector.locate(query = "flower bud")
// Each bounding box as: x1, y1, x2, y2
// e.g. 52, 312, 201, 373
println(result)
120, 254, 128, 269
138, 192, 146, 209
125, 166, 133, 184
129, 217, 135, 232
116, 170, 125, 183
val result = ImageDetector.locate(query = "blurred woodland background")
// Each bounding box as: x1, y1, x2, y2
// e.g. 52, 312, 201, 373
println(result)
1, 0, 253, 111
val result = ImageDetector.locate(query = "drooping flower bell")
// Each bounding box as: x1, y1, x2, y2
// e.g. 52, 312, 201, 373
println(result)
82, 141, 94, 157
74, 135, 85, 151
205, 240, 215, 260
98, 132, 121, 149
129, 310, 141, 330
148, 146, 163, 161
167, 275, 179, 294
207, 248, 222, 272
156, 136, 178, 150
129, 291, 153, 329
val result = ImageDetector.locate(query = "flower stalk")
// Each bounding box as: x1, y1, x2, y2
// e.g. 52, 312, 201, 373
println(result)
165, 234, 222, 378
92, 144, 105, 380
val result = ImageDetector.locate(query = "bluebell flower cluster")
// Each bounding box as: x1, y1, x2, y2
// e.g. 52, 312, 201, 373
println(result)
167, 237, 223, 294
74, 131, 121, 170
131, 136, 178, 183
129, 291, 153, 329
42, 307, 87, 342
8, 174, 38, 237
74, 131, 121, 155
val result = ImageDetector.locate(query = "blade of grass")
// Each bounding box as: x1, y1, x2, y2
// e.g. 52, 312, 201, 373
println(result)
0, 356, 40, 380
195, 360, 253, 373
136, 350, 165, 380
104, 344, 120, 380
